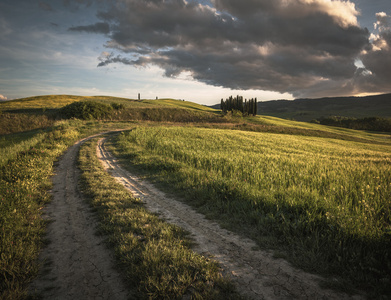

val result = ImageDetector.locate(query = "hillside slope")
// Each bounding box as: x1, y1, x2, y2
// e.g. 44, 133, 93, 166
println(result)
211, 93, 391, 121
259, 93, 391, 121
0, 95, 222, 135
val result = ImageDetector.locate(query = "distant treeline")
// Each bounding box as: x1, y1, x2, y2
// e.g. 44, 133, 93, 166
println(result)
221, 95, 257, 116
312, 116, 391, 132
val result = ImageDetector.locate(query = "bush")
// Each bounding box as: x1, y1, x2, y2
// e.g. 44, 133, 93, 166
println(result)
59, 101, 114, 120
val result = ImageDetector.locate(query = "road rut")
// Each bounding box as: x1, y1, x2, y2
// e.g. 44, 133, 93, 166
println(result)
97, 136, 363, 300
29, 135, 132, 299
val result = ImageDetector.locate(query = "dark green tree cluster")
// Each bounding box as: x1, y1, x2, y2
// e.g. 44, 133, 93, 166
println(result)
220, 95, 257, 116
313, 116, 391, 132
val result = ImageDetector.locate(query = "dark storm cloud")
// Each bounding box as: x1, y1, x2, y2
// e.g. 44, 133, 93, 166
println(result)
69, 22, 110, 34
97, 52, 133, 66
69, 0, 389, 97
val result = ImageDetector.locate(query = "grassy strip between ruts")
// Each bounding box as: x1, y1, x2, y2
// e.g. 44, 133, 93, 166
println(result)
77, 135, 243, 300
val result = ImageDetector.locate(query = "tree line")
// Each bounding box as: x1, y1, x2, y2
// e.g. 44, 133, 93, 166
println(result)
312, 116, 391, 132
221, 95, 257, 116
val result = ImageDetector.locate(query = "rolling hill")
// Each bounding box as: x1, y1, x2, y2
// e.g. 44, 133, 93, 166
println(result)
1, 94, 391, 298
211, 93, 391, 121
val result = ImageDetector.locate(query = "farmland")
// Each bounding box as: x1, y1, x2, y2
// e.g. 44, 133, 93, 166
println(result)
113, 126, 391, 295
1, 95, 390, 298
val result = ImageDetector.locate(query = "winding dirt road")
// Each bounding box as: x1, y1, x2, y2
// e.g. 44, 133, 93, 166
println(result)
29, 132, 364, 299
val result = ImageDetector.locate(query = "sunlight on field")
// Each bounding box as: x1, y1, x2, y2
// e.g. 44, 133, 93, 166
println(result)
256, 115, 391, 144
1, 94, 390, 297
0, 130, 47, 166
144, 99, 218, 111
0, 95, 219, 112
116, 126, 391, 294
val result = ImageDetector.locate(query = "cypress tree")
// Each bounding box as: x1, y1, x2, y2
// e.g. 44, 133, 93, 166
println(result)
254, 97, 257, 116
221, 95, 258, 116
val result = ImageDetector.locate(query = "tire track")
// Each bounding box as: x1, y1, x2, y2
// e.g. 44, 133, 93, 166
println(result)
97, 136, 363, 300
29, 134, 132, 300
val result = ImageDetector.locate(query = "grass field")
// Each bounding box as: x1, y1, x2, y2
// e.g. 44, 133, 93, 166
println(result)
0, 95, 218, 111
1, 94, 390, 298
0, 130, 48, 166
114, 126, 391, 296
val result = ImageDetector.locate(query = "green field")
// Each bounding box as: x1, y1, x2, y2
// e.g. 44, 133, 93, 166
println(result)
113, 126, 391, 295
1, 95, 390, 298
0, 95, 217, 111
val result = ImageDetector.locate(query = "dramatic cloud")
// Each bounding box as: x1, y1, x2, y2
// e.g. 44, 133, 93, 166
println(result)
357, 12, 391, 94
69, 0, 390, 97
0, 94, 7, 101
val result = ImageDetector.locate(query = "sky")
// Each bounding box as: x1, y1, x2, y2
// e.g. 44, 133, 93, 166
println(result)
0, 0, 390, 105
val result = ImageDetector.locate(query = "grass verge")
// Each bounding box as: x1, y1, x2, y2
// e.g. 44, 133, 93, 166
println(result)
0, 130, 48, 167
0, 113, 55, 135
0, 121, 82, 299
77, 134, 242, 299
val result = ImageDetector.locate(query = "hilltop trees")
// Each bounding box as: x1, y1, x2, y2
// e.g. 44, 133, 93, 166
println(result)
221, 95, 257, 116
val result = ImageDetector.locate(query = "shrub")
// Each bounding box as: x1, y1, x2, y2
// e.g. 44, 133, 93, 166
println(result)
59, 101, 114, 120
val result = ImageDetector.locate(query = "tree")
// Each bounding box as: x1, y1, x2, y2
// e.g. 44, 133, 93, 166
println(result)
220, 95, 257, 116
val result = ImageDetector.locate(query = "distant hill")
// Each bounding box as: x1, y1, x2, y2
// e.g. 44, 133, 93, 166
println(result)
211, 93, 391, 121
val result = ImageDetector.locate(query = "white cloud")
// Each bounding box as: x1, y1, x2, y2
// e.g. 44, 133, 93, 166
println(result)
357, 12, 391, 94
0, 94, 8, 101
299, 0, 359, 28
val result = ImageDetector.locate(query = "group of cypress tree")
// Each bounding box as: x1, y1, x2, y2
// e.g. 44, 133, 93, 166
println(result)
220, 95, 257, 116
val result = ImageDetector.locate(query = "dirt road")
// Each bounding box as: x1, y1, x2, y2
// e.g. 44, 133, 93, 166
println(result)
29, 135, 132, 299
97, 136, 363, 300
29, 133, 363, 299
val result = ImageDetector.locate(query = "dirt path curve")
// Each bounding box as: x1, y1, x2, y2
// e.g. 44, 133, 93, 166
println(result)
29, 133, 132, 299
97, 136, 363, 300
